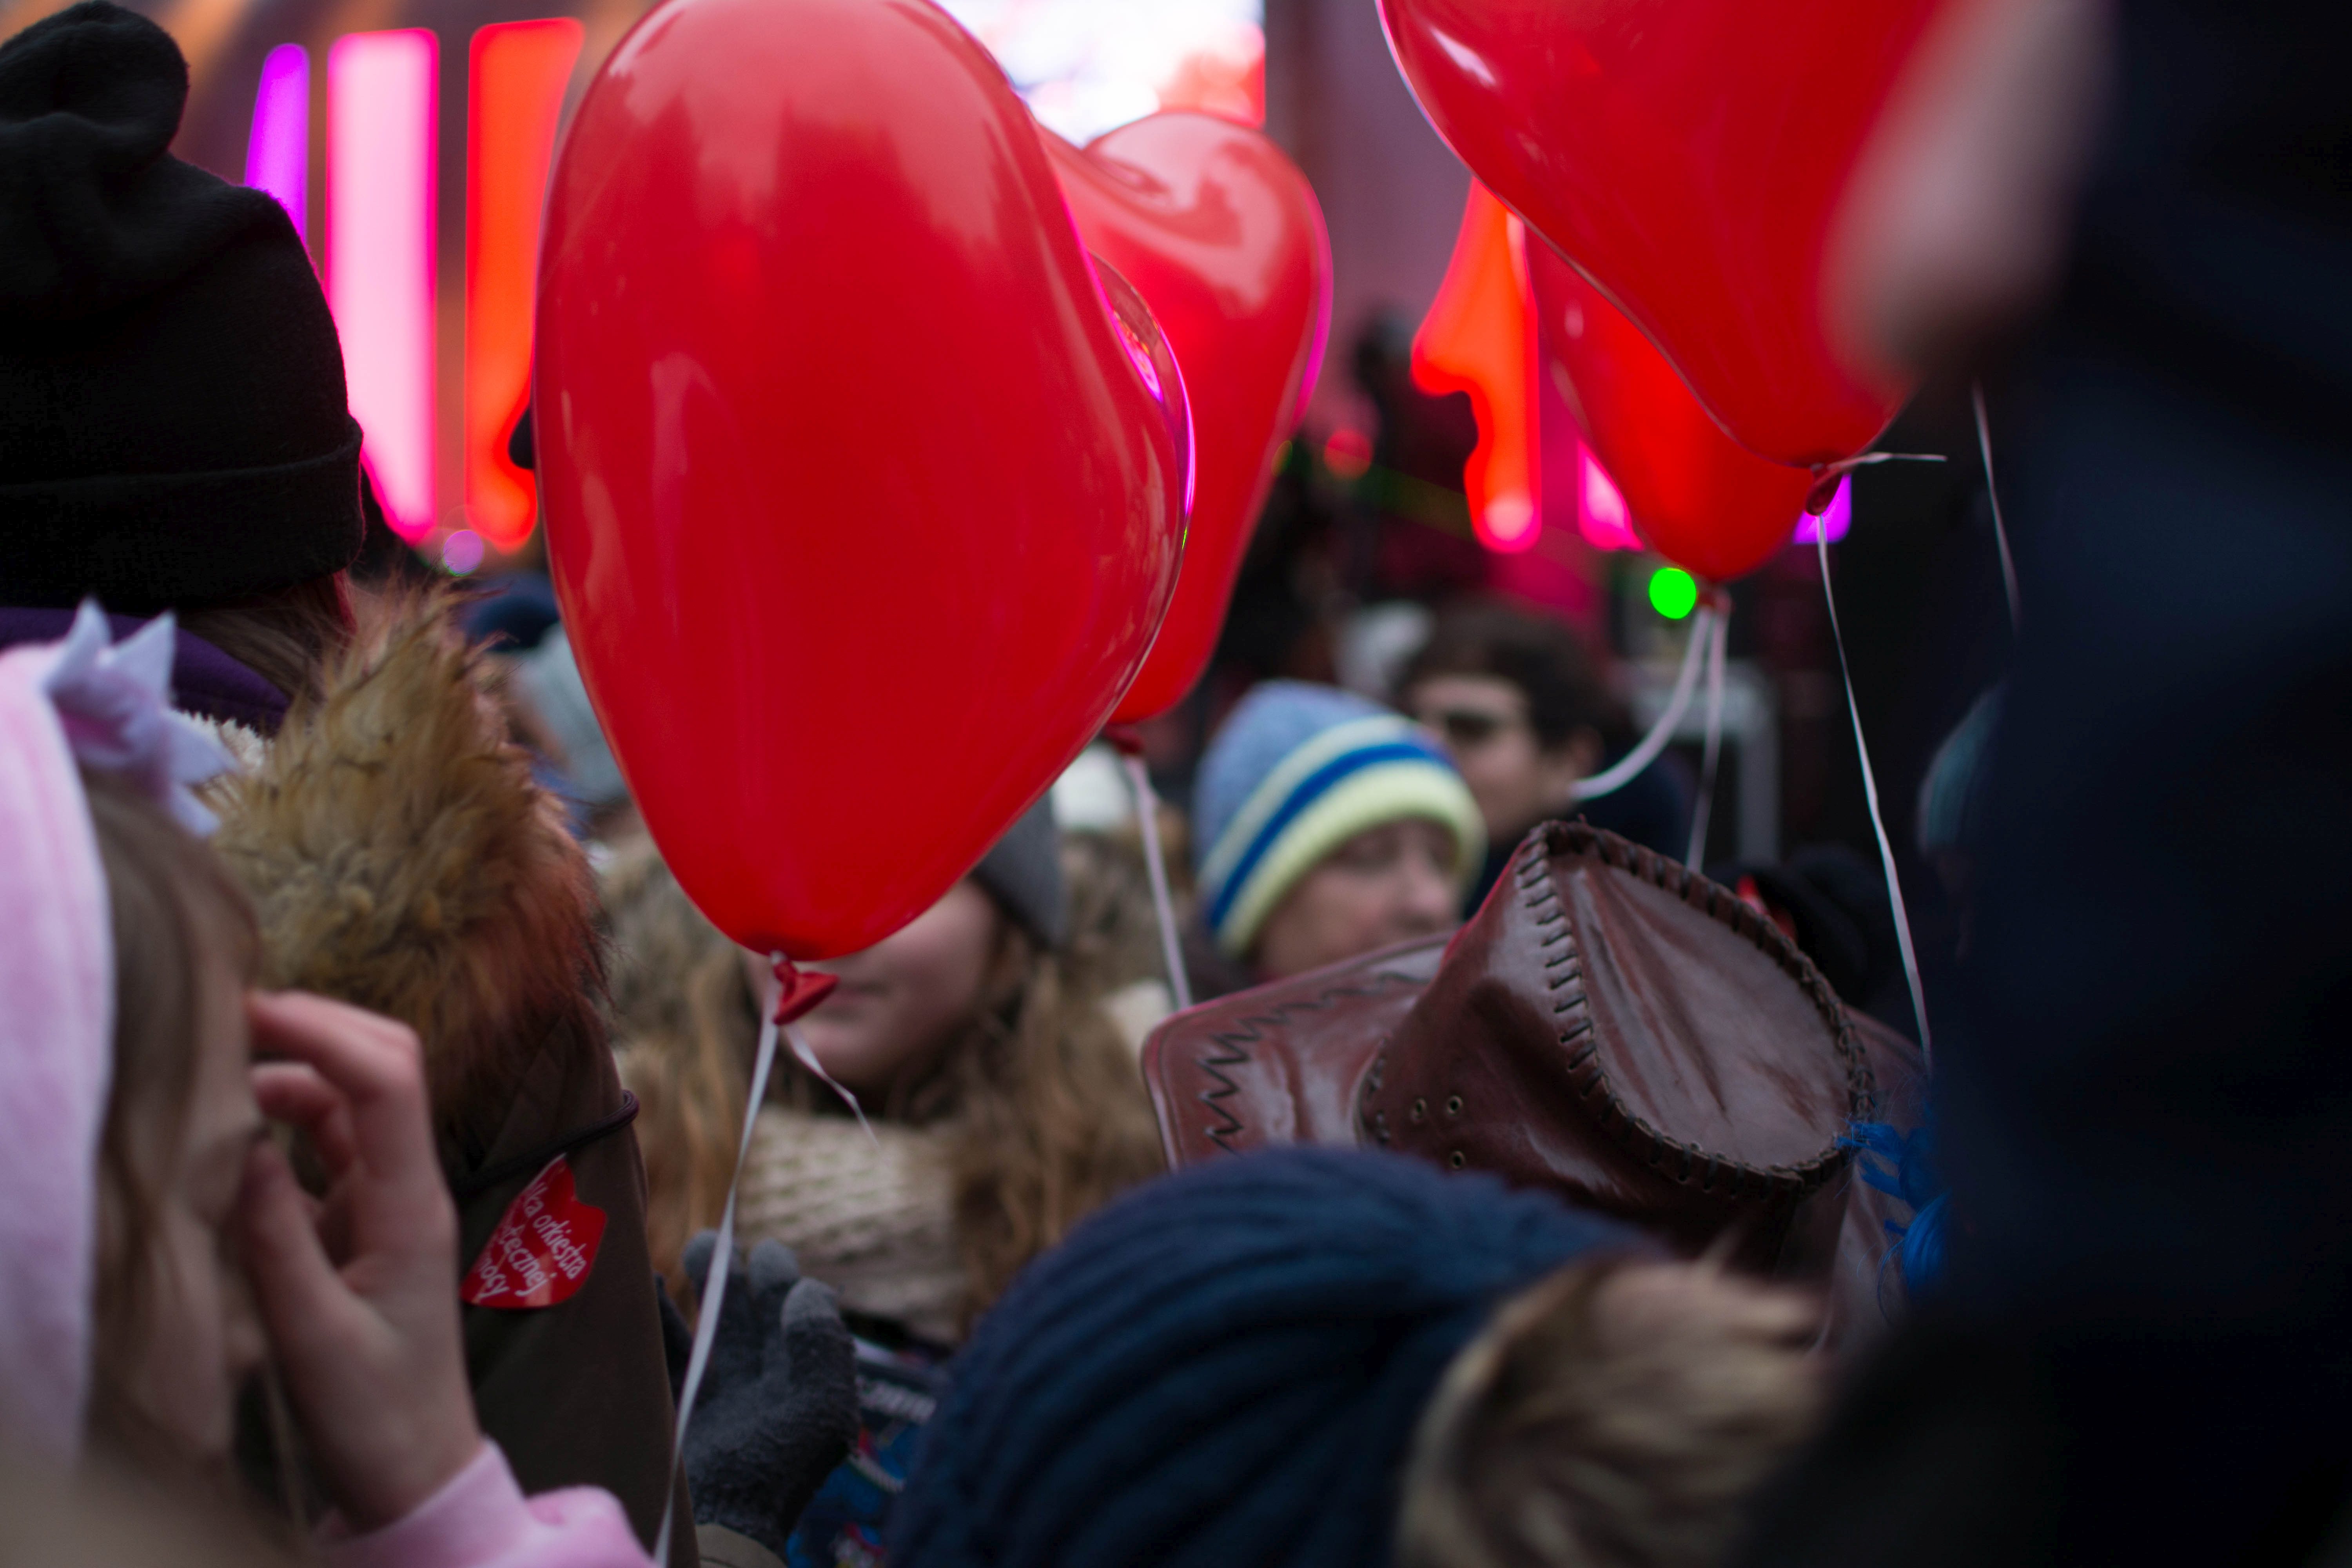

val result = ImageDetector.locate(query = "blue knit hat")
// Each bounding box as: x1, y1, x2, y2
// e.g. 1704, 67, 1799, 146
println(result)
891, 1147, 1639, 1568
1192, 682, 1483, 957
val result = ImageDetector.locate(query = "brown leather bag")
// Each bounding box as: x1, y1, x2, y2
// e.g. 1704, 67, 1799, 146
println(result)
1141, 821, 1930, 1346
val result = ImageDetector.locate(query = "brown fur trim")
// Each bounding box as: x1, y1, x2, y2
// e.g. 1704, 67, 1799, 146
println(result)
211, 587, 604, 1167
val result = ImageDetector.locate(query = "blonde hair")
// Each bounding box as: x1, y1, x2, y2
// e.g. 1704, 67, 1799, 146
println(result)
603, 845, 1162, 1320
1399, 1259, 1826, 1568
79, 769, 261, 1470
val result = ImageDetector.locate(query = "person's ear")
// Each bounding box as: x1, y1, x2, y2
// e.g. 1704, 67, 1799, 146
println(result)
1539, 727, 1606, 804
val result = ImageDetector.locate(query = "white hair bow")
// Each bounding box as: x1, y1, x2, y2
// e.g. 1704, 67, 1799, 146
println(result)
40, 601, 240, 837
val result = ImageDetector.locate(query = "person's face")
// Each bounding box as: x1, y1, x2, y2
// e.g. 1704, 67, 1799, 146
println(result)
112, 944, 267, 1462
793, 880, 1003, 1104
1251, 818, 1461, 980
1407, 675, 1598, 844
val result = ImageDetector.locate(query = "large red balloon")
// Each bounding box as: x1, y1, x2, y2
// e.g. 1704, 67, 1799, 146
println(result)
536, 0, 1188, 958
1378, 0, 1936, 467
1044, 114, 1332, 724
1526, 240, 1815, 583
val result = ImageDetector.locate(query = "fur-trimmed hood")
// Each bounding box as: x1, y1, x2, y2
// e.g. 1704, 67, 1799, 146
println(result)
209, 589, 693, 1558
210, 588, 605, 1167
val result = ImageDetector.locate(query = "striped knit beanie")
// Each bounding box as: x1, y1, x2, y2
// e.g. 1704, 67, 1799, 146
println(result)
1192, 682, 1483, 958
890, 1147, 1639, 1568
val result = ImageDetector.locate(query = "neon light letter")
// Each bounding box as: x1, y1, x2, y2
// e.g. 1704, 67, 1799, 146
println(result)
1792, 475, 1852, 544
244, 44, 308, 242
329, 29, 437, 541
1413, 183, 1538, 553
466, 19, 583, 553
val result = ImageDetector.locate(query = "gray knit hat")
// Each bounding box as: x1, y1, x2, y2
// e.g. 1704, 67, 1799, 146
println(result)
972, 798, 1066, 949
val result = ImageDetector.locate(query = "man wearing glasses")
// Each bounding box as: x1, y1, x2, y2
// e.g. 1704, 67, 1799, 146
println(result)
1401, 601, 1690, 913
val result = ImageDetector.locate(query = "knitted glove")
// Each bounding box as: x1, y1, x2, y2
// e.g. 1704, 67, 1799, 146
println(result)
680, 1233, 860, 1559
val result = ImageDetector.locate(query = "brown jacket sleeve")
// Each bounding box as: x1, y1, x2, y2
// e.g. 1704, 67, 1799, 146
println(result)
454, 1040, 697, 1568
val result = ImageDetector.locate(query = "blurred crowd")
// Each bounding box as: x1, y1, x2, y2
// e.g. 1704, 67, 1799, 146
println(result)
5, 0, 2351, 1566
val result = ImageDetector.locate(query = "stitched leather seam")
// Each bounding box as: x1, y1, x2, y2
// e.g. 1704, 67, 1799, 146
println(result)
1524, 821, 1874, 1199
1194, 966, 1426, 1153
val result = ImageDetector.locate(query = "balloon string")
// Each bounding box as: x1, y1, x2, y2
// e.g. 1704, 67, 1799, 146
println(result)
1819, 450, 1949, 477
1973, 381, 2024, 637
1805, 450, 1949, 515
1684, 605, 1730, 869
653, 954, 789, 1568
1121, 749, 1194, 1012
784, 1020, 877, 1146
1570, 604, 1713, 801
1815, 534, 1935, 1070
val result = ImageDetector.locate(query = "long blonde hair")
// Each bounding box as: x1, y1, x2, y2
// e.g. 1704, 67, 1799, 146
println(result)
602, 844, 1163, 1321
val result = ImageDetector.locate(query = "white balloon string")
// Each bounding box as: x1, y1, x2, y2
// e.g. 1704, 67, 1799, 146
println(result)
1815, 534, 1935, 1070
653, 955, 788, 1567
1973, 381, 2024, 637
1570, 605, 1714, 801
785, 1020, 877, 1146
1121, 748, 1194, 1012
1817, 450, 1949, 479
1684, 606, 1730, 869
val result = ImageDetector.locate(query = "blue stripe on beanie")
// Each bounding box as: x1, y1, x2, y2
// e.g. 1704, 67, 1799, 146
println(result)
1192, 683, 1401, 878
1192, 684, 1483, 956
891, 1147, 1640, 1568
1203, 735, 1452, 933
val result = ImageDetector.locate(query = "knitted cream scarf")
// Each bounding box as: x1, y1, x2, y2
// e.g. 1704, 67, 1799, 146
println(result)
735, 1103, 967, 1347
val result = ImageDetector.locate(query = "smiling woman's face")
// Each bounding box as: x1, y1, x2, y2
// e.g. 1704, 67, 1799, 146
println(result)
791, 880, 1004, 1107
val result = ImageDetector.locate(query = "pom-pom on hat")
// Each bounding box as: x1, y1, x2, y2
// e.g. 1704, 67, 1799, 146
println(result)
891, 1146, 1639, 1568
1192, 682, 1483, 957
0, 2, 363, 611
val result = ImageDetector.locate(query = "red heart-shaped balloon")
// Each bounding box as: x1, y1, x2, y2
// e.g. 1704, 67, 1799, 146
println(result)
1379, 0, 1936, 467
537, 0, 1188, 958
1045, 114, 1332, 724
1528, 238, 1815, 583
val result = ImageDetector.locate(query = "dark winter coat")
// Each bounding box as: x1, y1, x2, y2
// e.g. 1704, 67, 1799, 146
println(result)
209, 591, 694, 1564
1742, 0, 2352, 1560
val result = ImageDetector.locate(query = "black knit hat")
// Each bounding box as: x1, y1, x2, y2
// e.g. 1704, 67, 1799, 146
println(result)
0, 2, 363, 612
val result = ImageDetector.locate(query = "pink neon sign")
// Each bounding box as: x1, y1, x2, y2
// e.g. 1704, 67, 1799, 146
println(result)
243, 44, 308, 242
1792, 476, 1851, 543
329, 30, 438, 541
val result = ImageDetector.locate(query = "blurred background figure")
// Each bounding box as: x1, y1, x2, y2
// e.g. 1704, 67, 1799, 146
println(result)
1185, 681, 1483, 996
508, 625, 641, 844
1911, 684, 2002, 960
1399, 600, 1690, 908
604, 800, 1161, 1567
1744, 0, 2352, 1562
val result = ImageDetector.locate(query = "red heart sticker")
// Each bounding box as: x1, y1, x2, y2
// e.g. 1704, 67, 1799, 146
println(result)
462, 1155, 607, 1310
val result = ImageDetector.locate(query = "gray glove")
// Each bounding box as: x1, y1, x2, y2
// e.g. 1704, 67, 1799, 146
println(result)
680, 1234, 860, 1559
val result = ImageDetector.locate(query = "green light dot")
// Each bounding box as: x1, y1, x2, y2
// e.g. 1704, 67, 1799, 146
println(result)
1649, 566, 1698, 620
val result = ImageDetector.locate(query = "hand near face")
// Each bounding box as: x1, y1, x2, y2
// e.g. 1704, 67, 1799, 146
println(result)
236, 991, 483, 1532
